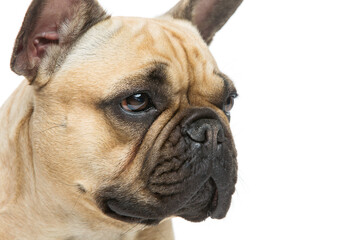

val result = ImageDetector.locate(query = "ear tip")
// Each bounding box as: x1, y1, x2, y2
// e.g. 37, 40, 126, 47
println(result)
165, 0, 243, 44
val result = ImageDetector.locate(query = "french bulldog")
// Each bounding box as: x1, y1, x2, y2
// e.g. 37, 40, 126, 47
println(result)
0, 0, 242, 239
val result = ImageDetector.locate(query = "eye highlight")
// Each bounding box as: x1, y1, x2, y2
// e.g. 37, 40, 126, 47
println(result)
121, 93, 153, 112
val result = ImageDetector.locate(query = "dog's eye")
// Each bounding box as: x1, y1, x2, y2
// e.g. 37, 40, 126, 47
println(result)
224, 95, 236, 113
121, 93, 152, 112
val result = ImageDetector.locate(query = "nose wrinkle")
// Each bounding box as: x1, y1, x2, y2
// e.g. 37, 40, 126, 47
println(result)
204, 123, 221, 151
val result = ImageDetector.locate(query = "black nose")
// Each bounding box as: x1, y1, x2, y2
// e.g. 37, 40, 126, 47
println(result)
186, 119, 225, 144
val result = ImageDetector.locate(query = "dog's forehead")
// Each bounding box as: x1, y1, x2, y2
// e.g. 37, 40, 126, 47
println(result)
53, 16, 223, 101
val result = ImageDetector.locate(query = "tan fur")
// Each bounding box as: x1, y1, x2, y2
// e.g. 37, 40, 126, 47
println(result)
0, 15, 233, 239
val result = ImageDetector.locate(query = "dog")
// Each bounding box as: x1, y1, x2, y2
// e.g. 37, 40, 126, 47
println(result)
0, 0, 242, 239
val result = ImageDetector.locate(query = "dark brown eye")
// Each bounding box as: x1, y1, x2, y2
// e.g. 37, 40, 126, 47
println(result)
224, 95, 236, 113
121, 93, 152, 112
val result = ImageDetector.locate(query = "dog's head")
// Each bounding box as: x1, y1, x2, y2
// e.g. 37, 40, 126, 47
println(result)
11, 0, 241, 227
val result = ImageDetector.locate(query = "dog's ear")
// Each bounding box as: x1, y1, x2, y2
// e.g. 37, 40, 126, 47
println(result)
165, 0, 243, 44
10, 0, 109, 84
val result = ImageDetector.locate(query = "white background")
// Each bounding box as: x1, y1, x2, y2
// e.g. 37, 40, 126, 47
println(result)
1, 0, 360, 239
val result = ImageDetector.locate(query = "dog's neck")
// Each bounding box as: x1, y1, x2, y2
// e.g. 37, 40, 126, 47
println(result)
0, 81, 38, 237
0, 81, 106, 239
0, 81, 64, 239
0, 81, 34, 206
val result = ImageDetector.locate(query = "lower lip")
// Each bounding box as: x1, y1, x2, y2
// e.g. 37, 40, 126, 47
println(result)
105, 201, 160, 225
207, 177, 219, 214
211, 188, 219, 212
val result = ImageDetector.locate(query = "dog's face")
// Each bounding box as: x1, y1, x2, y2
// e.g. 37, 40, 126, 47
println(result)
10, 0, 241, 228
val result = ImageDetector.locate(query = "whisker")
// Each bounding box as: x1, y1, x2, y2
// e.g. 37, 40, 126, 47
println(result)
33, 122, 66, 135
123, 223, 140, 235
70, 192, 83, 214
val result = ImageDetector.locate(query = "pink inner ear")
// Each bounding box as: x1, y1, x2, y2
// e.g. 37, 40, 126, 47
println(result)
27, 0, 77, 60
193, 0, 217, 28
32, 31, 60, 58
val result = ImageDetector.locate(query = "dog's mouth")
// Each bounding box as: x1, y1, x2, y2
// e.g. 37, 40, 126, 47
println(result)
175, 177, 220, 222
97, 109, 237, 225
104, 202, 162, 225
99, 178, 226, 225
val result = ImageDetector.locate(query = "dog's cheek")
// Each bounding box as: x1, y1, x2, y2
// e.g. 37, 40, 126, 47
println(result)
30, 102, 142, 189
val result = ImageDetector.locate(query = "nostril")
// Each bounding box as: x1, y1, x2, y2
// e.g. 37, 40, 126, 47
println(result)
185, 119, 224, 144
186, 124, 209, 143
217, 128, 225, 143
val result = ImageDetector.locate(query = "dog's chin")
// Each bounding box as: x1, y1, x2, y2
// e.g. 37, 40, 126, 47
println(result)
98, 178, 227, 226
176, 178, 220, 222
103, 205, 162, 225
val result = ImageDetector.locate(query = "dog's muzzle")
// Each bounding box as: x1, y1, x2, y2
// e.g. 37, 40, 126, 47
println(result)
97, 108, 237, 225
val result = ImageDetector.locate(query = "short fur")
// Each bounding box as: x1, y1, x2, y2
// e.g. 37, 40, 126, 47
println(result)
0, 0, 242, 239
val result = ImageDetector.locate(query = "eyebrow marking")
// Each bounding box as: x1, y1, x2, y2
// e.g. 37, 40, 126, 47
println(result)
215, 71, 230, 84
214, 70, 237, 96
143, 61, 169, 84
98, 62, 169, 109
